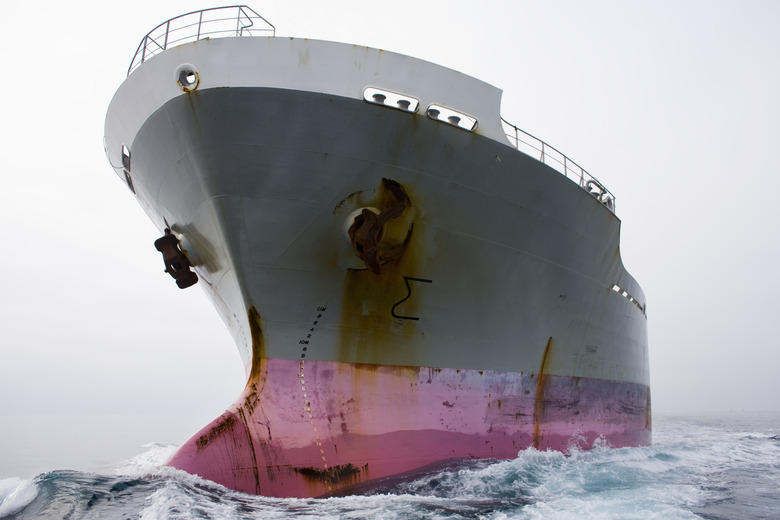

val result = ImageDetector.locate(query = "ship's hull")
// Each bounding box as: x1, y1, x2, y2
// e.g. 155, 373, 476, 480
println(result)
105, 36, 649, 497
168, 358, 649, 497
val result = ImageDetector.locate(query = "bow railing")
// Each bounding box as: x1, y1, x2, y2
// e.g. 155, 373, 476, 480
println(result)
128, 6, 275, 76
502, 118, 616, 212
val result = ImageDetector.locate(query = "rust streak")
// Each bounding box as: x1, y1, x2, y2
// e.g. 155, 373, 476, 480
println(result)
196, 414, 236, 451
533, 337, 553, 449
292, 462, 367, 487
246, 306, 267, 384
241, 306, 268, 493
244, 382, 259, 414
645, 390, 652, 431
236, 407, 261, 494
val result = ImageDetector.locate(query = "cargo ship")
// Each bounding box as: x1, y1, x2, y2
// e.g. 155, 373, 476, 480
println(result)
103, 6, 650, 498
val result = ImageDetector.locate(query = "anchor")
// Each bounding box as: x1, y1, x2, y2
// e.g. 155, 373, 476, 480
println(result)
347, 179, 413, 274
154, 228, 198, 289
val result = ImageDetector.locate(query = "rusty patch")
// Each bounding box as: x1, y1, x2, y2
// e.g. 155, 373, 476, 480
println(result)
236, 407, 262, 493
645, 390, 652, 431
293, 462, 367, 486
338, 268, 420, 365
347, 178, 413, 274
337, 179, 425, 366
215, 306, 269, 494
246, 306, 267, 384
533, 337, 553, 449
196, 414, 236, 451
340, 362, 422, 403
244, 382, 259, 414
243, 306, 273, 492
333, 190, 364, 214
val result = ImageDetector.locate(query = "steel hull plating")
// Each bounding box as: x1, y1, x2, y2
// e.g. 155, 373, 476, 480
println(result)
105, 36, 649, 497
168, 358, 649, 497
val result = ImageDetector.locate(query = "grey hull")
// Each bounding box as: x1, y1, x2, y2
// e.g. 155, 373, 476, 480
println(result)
104, 34, 649, 496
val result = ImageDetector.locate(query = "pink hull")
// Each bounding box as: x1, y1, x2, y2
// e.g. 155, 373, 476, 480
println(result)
167, 357, 650, 497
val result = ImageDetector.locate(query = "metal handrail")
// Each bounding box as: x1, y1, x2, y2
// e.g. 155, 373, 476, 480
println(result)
127, 5, 275, 76
501, 118, 616, 212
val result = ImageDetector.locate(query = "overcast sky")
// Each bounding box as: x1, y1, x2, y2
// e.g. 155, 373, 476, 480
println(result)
1, 0, 778, 422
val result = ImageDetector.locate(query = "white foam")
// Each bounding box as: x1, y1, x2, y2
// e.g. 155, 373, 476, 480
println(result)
112, 442, 179, 477
73, 413, 780, 518
0, 478, 38, 518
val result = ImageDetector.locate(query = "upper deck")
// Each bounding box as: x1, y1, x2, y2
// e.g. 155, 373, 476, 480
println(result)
118, 5, 616, 213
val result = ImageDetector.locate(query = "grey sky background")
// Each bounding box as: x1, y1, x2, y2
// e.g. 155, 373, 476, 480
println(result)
1, 0, 778, 422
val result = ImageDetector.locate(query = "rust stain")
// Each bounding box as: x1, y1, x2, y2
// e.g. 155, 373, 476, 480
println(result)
196, 414, 236, 451
292, 462, 368, 487
336, 361, 420, 414
204, 306, 268, 494
335, 178, 428, 420
533, 337, 553, 449
246, 306, 268, 384
333, 190, 364, 214
236, 407, 262, 493
244, 382, 259, 415
347, 178, 413, 274
243, 306, 273, 492
338, 256, 422, 366
645, 390, 652, 431
191, 308, 268, 494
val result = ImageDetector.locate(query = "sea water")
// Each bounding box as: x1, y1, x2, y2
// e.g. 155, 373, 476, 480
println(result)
0, 413, 778, 519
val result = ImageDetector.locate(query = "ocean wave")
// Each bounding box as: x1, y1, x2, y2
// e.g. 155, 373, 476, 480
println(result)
2, 414, 779, 519
0, 478, 38, 518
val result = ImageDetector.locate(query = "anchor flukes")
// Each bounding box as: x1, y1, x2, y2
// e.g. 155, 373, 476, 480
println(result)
346, 179, 413, 274
154, 228, 198, 289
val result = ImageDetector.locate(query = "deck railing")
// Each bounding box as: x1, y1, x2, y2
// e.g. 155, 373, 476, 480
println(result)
127, 5, 275, 76
501, 118, 616, 212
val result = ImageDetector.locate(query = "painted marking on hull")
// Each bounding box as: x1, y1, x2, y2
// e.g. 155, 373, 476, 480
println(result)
297, 306, 332, 491
391, 276, 433, 320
